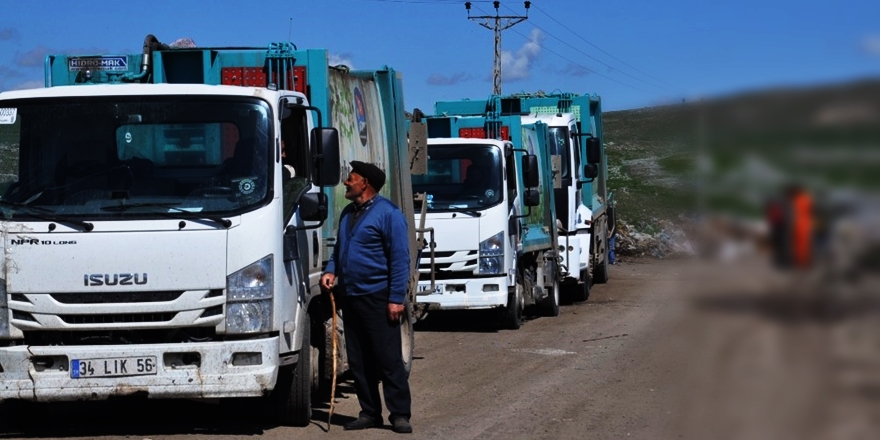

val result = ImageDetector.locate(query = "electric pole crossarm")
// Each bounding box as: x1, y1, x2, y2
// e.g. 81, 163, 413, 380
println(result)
465, 1, 530, 95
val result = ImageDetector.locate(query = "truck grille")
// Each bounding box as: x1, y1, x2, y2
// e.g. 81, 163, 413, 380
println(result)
9, 289, 225, 331
49, 291, 195, 304
59, 312, 177, 324
418, 250, 478, 271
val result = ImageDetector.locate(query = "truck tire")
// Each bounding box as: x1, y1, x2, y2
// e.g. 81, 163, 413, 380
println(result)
565, 269, 591, 302
593, 220, 610, 284
607, 204, 618, 239
401, 300, 415, 374
538, 277, 560, 317
593, 259, 609, 285
502, 284, 524, 330
274, 314, 313, 427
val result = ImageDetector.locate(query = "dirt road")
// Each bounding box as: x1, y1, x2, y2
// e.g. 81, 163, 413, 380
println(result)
7, 255, 879, 439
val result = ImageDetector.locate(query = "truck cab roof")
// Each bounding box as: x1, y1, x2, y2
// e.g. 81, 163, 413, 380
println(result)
0, 84, 305, 101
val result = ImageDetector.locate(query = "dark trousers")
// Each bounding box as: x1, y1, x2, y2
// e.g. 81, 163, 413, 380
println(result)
340, 293, 412, 422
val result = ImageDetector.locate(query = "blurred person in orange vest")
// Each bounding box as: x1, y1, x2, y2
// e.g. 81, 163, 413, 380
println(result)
786, 184, 814, 269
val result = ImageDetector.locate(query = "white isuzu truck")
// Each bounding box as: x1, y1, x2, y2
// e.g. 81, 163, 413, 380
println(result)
0, 35, 420, 427
411, 96, 562, 329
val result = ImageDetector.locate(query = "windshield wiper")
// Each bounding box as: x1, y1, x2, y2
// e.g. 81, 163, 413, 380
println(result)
101, 203, 233, 229
0, 200, 95, 231
458, 210, 482, 218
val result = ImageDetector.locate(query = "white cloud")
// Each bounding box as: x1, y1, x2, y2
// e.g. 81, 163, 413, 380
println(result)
501, 28, 544, 82
329, 53, 354, 69
862, 35, 880, 57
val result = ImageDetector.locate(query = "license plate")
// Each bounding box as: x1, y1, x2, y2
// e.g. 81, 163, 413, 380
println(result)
417, 283, 443, 295
70, 356, 158, 378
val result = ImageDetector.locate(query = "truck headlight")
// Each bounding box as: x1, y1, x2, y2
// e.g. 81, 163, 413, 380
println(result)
478, 231, 504, 275
0, 279, 9, 338
226, 255, 273, 334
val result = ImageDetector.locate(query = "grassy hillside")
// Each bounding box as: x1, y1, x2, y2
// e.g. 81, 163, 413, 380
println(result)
604, 78, 880, 227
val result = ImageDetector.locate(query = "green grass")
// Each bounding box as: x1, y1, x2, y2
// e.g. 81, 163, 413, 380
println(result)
603, 78, 880, 224
658, 153, 694, 174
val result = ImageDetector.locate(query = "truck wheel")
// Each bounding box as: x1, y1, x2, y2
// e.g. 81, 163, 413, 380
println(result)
538, 277, 560, 317
401, 300, 415, 374
565, 269, 591, 302
502, 284, 524, 330
274, 314, 312, 427
593, 245, 610, 284
593, 223, 610, 284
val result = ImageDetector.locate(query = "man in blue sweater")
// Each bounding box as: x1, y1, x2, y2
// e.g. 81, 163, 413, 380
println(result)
320, 161, 413, 434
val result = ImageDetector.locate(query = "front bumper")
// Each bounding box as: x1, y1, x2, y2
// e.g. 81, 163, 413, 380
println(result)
0, 337, 279, 401
416, 276, 509, 310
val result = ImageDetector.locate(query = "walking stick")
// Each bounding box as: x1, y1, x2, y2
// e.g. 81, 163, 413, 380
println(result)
328, 291, 338, 431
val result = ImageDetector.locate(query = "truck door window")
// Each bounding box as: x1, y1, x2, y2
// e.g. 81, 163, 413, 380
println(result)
571, 124, 581, 179
280, 106, 311, 223
548, 127, 571, 179
0, 115, 21, 202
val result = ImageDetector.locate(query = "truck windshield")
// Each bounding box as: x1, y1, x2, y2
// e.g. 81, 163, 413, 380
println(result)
0, 96, 272, 220
412, 144, 503, 211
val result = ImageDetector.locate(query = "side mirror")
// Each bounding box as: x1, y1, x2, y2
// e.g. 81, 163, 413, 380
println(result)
522, 154, 539, 188
586, 137, 601, 164
524, 188, 540, 207
300, 192, 328, 222
311, 127, 340, 187
584, 163, 599, 179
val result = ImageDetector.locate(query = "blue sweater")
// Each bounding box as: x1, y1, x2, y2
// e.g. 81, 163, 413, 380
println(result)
324, 195, 411, 304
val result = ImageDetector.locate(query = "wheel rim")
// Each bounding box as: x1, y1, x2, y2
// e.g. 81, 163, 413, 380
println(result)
309, 344, 320, 392
517, 285, 524, 318
401, 307, 414, 371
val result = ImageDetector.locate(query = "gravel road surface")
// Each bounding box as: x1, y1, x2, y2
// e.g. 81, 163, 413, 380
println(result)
5, 255, 878, 440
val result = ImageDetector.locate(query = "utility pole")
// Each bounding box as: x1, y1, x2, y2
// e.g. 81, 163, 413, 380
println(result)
465, 1, 530, 95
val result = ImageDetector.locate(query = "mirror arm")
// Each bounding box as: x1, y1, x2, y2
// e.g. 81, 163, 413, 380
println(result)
511, 204, 532, 220
288, 218, 325, 232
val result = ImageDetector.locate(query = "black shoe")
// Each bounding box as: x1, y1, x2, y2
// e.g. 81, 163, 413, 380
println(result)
343, 416, 378, 430
391, 417, 413, 434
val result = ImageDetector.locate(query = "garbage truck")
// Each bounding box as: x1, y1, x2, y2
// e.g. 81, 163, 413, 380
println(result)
511, 93, 613, 301
410, 95, 561, 329
426, 93, 613, 302
0, 35, 421, 427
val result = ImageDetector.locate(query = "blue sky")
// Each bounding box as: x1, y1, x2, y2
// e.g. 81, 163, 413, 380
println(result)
1, 0, 877, 111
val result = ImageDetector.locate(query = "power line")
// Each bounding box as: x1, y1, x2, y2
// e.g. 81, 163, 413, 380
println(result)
506, 10, 675, 93
509, 27, 653, 93
529, 3, 683, 93
361, 0, 681, 95
470, 2, 651, 93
